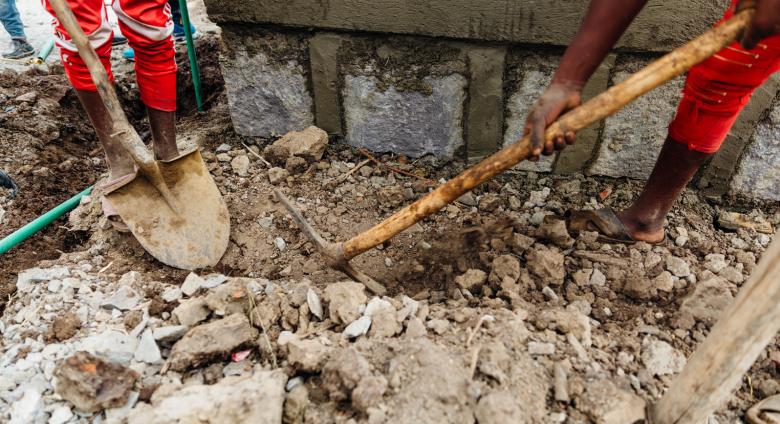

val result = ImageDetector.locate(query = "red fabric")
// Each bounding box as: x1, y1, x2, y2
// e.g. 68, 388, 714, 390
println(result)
669, 0, 780, 153
44, 0, 177, 111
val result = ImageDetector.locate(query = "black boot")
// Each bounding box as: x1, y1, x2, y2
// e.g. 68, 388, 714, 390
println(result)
2, 39, 34, 60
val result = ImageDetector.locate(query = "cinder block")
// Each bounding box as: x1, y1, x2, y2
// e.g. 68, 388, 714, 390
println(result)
588, 56, 685, 179
220, 29, 314, 137
730, 98, 780, 201
343, 74, 467, 158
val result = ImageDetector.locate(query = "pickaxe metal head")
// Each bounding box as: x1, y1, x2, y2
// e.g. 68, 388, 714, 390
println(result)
275, 190, 387, 295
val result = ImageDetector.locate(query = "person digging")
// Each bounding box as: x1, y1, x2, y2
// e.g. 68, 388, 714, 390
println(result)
526, 0, 780, 245
43, 0, 181, 231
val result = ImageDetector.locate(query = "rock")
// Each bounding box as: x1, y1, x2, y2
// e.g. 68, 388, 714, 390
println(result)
457, 192, 477, 207
666, 256, 691, 277
126, 370, 286, 423
264, 144, 290, 165
573, 269, 593, 286
405, 316, 427, 338
285, 156, 308, 174
478, 193, 503, 212
216, 152, 231, 162
322, 347, 371, 402
536, 308, 592, 347
287, 339, 330, 372
674, 226, 689, 246
48, 406, 73, 424
653, 271, 675, 293
352, 375, 388, 413
511, 233, 536, 254
14, 91, 38, 103
324, 281, 367, 325
307, 288, 323, 320
16, 266, 70, 292
641, 339, 686, 376
172, 298, 210, 327
230, 154, 250, 176
589, 268, 607, 286
266, 126, 329, 161
55, 351, 139, 413
455, 269, 487, 291
718, 210, 773, 234
577, 379, 646, 424
527, 187, 551, 207
9, 389, 44, 424
426, 319, 450, 335
162, 287, 182, 303
678, 274, 734, 326
528, 341, 555, 355
268, 167, 290, 185
283, 384, 309, 424
101, 286, 141, 311
623, 275, 658, 301
181, 272, 206, 297
719, 266, 744, 284
152, 325, 188, 343
168, 314, 259, 372
704, 253, 728, 274
538, 218, 575, 248
202, 274, 229, 289
204, 279, 250, 316
216, 143, 232, 152
526, 246, 565, 285
81, 330, 138, 364
134, 329, 163, 364
489, 255, 521, 286
51, 312, 81, 341
364, 297, 401, 338
475, 391, 531, 424
542, 286, 558, 301
344, 316, 372, 339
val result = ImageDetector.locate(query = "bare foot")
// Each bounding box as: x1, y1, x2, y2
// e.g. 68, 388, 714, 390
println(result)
616, 211, 665, 244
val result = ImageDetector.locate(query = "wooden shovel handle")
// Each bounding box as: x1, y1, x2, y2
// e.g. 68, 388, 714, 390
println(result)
341, 10, 753, 260
48, 0, 155, 166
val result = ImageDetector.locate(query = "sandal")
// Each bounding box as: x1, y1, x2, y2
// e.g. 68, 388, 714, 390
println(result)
747, 394, 780, 424
566, 208, 665, 245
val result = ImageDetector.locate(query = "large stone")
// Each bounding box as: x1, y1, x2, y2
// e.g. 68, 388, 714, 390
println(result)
731, 99, 780, 200
265, 126, 329, 161
220, 33, 314, 137
168, 314, 259, 372
324, 281, 367, 325
576, 379, 646, 424
526, 246, 565, 285
127, 370, 286, 424
343, 74, 466, 158
172, 298, 211, 327
641, 338, 686, 376
55, 352, 139, 413
589, 58, 685, 179
678, 274, 734, 326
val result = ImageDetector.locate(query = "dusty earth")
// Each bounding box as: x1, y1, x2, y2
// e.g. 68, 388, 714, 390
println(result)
1, 30, 780, 424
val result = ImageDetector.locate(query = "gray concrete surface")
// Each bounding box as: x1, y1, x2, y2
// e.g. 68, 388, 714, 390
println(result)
731, 97, 780, 201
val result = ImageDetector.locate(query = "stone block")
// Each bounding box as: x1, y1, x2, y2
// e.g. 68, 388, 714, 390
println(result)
343, 74, 467, 158
731, 99, 780, 201
220, 29, 314, 137
504, 51, 559, 172
588, 57, 685, 179
309, 33, 346, 135
465, 46, 506, 158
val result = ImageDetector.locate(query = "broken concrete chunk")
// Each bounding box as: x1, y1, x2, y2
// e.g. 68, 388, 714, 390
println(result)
535, 308, 592, 347
181, 272, 206, 297
268, 167, 290, 185
322, 347, 371, 402
17, 266, 70, 293
127, 370, 286, 423
152, 325, 188, 343
287, 339, 330, 373
55, 351, 139, 413
455, 269, 487, 291
101, 286, 140, 311
205, 279, 249, 316
168, 314, 259, 372
489, 255, 521, 286
538, 218, 575, 248
307, 288, 323, 320
134, 329, 162, 365
678, 274, 734, 326
172, 298, 210, 327
665, 256, 691, 277
265, 126, 329, 161
344, 316, 371, 339
230, 154, 250, 177
364, 298, 401, 338
641, 338, 686, 376
577, 379, 646, 424
324, 281, 367, 325
351, 375, 388, 413
526, 246, 565, 285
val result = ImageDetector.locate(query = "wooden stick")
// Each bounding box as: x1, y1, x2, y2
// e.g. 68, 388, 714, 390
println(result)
651, 234, 780, 423
338, 11, 752, 261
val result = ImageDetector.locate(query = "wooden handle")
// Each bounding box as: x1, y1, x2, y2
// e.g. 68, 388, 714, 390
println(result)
651, 233, 780, 423
48, 0, 154, 166
341, 10, 753, 260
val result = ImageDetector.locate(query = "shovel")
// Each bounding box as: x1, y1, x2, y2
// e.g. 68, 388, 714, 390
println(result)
276, 9, 754, 295
49, 0, 230, 270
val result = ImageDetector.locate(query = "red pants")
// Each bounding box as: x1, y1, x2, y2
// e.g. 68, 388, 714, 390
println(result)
669, 0, 780, 153
43, 0, 177, 111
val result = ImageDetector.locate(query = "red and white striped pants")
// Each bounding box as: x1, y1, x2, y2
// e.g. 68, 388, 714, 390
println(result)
43, 0, 177, 111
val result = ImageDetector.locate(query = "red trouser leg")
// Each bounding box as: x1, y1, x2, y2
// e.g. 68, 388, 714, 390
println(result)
113, 0, 177, 111
43, 0, 114, 90
668, 1, 780, 153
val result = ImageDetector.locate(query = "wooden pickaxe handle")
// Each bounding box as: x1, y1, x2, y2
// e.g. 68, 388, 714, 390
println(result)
340, 10, 753, 260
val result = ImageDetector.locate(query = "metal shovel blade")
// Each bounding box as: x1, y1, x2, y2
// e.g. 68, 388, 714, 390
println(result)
106, 150, 230, 270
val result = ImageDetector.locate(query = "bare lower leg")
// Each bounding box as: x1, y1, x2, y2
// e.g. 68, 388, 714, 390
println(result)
147, 107, 178, 161
75, 89, 135, 179
617, 136, 713, 243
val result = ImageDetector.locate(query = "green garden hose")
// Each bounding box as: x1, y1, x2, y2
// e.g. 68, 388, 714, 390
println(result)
178, 0, 203, 112
0, 186, 93, 255
33, 39, 55, 65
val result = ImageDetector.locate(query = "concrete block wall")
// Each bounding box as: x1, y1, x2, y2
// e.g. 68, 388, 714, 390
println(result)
206, 0, 780, 202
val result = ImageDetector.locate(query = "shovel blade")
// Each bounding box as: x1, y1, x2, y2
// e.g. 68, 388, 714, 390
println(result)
107, 150, 230, 270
